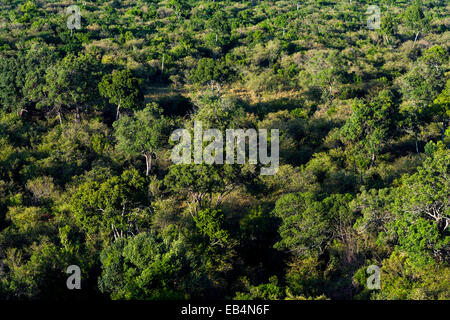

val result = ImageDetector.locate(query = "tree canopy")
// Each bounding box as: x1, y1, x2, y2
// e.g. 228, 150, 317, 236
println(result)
0, 0, 448, 301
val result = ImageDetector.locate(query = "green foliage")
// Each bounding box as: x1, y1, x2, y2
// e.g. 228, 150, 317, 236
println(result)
432, 78, 450, 141
382, 143, 450, 266
273, 192, 329, 258
42, 52, 101, 123
374, 251, 450, 300
380, 10, 398, 44
113, 103, 172, 175
403, 1, 430, 43
98, 232, 191, 299
339, 89, 399, 168
235, 276, 284, 300
98, 69, 143, 120
194, 208, 229, 247
190, 58, 232, 86
274, 192, 355, 257
70, 169, 148, 242
0, 0, 448, 301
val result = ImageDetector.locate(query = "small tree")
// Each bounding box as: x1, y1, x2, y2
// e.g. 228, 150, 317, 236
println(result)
404, 1, 430, 46
206, 10, 231, 45
168, 0, 190, 20
43, 53, 100, 124
194, 209, 230, 247
340, 90, 398, 167
399, 46, 446, 152
380, 10, 397, 45
308, 50, 345, 102
98, 69, 142, 121
273, 192, 330, 258
70, 169, 148, 241
432, 79, 450, 142
190, 58, 231, 94
114, 103, 172, 176
98, 232, 190, 299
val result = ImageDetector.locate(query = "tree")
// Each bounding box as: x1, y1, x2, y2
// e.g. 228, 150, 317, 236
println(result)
168, 0, 191, 20
164, 95, 254, 214
194, 208, 230, 247
98, 231, 192, 299
19, 44, 57, 114
381, 0, 395, 8
404, 1, 430, 45
399, 46, 446, 153
432, 78, 450, 143
0, 44, 57, 116
273, 192, 330, 258
0, 57, 21, 114
70, 169, 148, 241
373, 251, 450, 300
206, 10, 231, 45
371, 143, 450, 265
235, 276, 284, 300
400, 143, 449, 236
306, 50, 345, 102
113, 103, 172, 176
401, 46, 447, 108
353, 187, 396, 235
190, 58, 232, 93
164, 164, 245, 215
273, 192, 354, 258
339, 90, 398, 167
0, 241, 68, 299
98, 69, 142, 121
17, 0, 43, 23
379, 10, 397, 45
43, 53, 101, 124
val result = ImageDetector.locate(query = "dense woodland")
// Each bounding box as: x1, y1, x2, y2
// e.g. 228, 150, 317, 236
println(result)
0, 0, 448, 300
